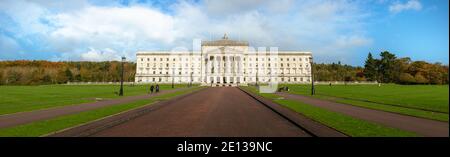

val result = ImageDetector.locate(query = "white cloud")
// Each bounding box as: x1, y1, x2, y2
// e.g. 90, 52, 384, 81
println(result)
1, 0, 372, 64
0, 0, 51, 35
80, 48, 122, 61
42, 5, 179, 61
389, 0, 422, 13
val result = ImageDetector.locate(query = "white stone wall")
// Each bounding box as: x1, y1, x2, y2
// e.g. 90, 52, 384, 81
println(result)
242, 52, 312, 84
135, 52, 202, 84
135, 51, 312, 85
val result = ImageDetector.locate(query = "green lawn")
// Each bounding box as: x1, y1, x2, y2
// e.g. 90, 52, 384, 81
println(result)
0, 86, 203, 137
283, 84, 449, 121
242, 86, 417, 137
0, 84, 191, 115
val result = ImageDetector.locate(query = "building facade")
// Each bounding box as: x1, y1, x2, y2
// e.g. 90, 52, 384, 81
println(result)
135, 35, 312, 86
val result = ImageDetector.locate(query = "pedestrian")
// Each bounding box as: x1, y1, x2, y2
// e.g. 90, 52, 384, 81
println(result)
155, 84, 160, 93
150, 85, 154, 94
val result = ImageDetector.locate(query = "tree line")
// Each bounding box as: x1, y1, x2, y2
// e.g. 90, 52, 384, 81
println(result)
362, 51, 448, 84
313, 51, 449, 84
0, 60, 136, 85
0, 51, 448, 85
313, 61, 366, 82
312, 51, 448, 84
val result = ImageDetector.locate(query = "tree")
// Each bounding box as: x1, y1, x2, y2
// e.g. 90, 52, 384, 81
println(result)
65, 68, 73, 82
379, 51, 397, 83
409, 61, 428, 76
74, 74, 82, 82
55, 69, 68, 84
398, 73, 415, 84
42, 74, 52, 84
393, 57, 411, 83
29, 69, 43, 85
363, 52, 379, 81
414, 73, 428, 84
0, 71, 3, 85
427, 63, 443, 84
6, 70, 22, 84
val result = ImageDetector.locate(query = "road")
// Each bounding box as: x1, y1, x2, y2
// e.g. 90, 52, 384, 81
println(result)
58, 87, 319, 137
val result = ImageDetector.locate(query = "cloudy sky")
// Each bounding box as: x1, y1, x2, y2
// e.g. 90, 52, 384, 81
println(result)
0, 0, 448, 65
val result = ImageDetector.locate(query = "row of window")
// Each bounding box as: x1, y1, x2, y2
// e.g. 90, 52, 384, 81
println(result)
138, 56, 310, 63
140, 57, 201, 62
138, 77, 197, 83
137, 77, 311, 83
243, 57, 309, 62
140, 63, 310, 68
140, 63, 200, 68
242, 77, 311, 82
244, 63, 309, 68
137, 69, 309, 75
138, 71, 199, 75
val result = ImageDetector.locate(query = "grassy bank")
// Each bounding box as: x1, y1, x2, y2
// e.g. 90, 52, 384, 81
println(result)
242, 86, 417, 137
283, 84, 449, 121
0, 84, 192, 115
0, 86, 203, 137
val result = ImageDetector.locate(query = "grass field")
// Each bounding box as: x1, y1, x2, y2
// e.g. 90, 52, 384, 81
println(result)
283, 84, 449, 121
243, 87, 417, 137
0, 84, 191, 115
241, 86, 416, 137
0, 86, 203, 137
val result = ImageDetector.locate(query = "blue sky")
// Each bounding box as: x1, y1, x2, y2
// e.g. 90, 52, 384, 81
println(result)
0, 0, 448, 66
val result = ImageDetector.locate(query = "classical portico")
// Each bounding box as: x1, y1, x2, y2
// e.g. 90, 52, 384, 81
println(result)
201, 34, 248, 86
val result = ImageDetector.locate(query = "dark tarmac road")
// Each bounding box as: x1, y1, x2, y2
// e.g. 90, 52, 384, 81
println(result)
90, 87, 311, 137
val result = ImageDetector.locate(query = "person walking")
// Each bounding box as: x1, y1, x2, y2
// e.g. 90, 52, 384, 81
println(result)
150, 85, 154, 94
155, 84, 160, 93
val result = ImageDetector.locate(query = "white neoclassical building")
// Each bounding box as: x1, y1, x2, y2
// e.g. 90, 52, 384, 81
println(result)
135, 34, 312, 86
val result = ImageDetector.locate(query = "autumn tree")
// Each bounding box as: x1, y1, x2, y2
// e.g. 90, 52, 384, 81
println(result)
65, 68, 73, 82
